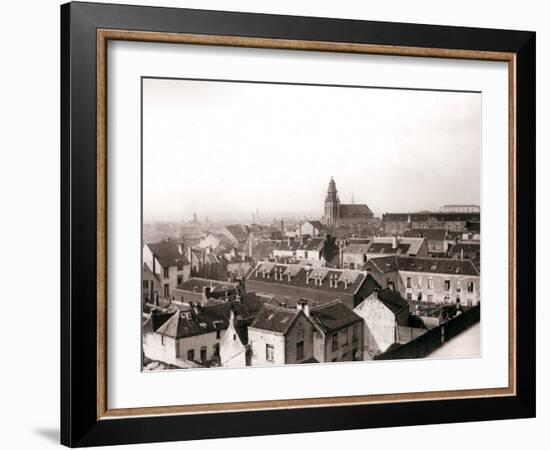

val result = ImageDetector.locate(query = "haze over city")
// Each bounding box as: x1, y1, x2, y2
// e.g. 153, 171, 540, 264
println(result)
143, 78, 480, 222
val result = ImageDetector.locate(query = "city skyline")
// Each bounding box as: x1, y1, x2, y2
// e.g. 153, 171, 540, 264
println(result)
143, 78, 480, 222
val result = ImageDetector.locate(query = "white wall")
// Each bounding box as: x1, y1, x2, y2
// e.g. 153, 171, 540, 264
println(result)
0, 1, 547, 450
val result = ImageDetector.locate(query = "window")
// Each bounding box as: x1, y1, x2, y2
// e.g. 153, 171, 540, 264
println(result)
467, 281, 475, 293
417, 292, 423, 301
200, 346, 207, 362
163, 283, 170, 298
266, 344, 274, 361
177, 275, 183, 286
467, 298, 473, 306
406, 277, 411, 288
341, 329, 349, 346
187, 349, 195, 361
177, 263, 183, 271
444, 296, 450, 303
387, 279, 394, 290
428, 294, 433, 302
163, 267, 169, 279
417, 277, 422, 289
407, 293, 412, 300
304, 251, 308, 259
216, 329, 221, 339
143, 280, 149, 289
444, 279, 451, 291
296, 341, 304, 360
233, 333, 236, 341
352, 324, 359, 342
349, 262, 355, 270
428, 278, 433, 289
161, 335, 165, 346
331, 333, 338, 351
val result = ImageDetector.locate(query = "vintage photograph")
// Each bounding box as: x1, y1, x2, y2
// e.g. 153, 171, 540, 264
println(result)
141, 77, 481, 371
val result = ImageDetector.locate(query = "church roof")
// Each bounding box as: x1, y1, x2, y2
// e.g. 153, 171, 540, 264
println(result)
339, 204, 373, 218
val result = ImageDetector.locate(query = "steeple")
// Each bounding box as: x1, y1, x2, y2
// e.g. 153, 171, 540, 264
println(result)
324, 176, 340, 225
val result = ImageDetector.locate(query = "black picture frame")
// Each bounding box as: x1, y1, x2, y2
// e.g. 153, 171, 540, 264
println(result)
61, 1, 536, 447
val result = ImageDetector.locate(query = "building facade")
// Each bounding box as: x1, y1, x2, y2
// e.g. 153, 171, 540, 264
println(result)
143, 241, 191, 299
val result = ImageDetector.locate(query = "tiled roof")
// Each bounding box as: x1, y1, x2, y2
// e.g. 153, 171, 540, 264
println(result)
367, 242, 411, 255
375, 288, 409, 313
275, 239, 301, 252
248, 262, 368, 295
363, 256, 399, 274
396, 256, 480, 276
403, 229, 447, 241
369, 237, 426, 256
310, 300, 363, 333
300, 237, 325, 251
305, 220, 324, 230
146, 241, 189, 267
251, 239, 278, 258
343, 238, 371, 254
174, 277, 238, 294
250, 304, 301, 334
225, 224, 249, 243
339, 204, 373, 218
156, 308, 226, 339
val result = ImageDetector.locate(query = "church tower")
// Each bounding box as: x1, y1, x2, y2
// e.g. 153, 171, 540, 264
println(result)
324, 176, 340, 225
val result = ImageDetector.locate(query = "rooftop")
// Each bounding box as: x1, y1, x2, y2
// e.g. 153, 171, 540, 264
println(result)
146, 240, 189, 267
250, 304, 301, 334
310, 300, 363, 333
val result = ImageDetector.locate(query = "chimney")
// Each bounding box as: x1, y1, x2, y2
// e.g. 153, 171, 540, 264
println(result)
193, 302, 201, 316
303, 299, 310, 317
344, 277, 348, 289
329, 275, 333, 288
392, 235, 398, 249
287, 272, 291, 282
305, 271, 310, 284
177, 242, 184, 255
318, 274, 323, 286
460, 248, 464, 260
287, 236, 291, 247
229, 308, 235, 326
187, 246, 192, 266
281, 219, 284, 233
202, 286, 211, 305
372, 288, 379, 299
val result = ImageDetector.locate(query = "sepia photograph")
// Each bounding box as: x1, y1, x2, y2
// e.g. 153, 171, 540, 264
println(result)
141, 77, 481, 371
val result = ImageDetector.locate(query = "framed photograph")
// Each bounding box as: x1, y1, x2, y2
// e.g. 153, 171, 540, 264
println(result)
60, 1, 536, 447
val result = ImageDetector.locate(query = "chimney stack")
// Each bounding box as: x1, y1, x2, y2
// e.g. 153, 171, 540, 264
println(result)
202, 286, 211, 305
392, 235, 398, 249
305, 271, 310, 284
303, 299, 310, 317
177, 242, 184, 255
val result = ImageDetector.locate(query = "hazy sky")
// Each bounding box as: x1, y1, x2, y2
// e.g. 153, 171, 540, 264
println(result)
143, 78, 480, 222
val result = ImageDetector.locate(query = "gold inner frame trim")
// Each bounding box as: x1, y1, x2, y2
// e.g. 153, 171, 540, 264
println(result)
96, 28, 517, 420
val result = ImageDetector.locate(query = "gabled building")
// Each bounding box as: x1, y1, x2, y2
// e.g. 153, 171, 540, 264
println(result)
220, 224, 250, 247
248, 304, 315, 366
295, 237, 325, 261
246, 262, 380, 310
143, 240, 191, 299
364, 255, 480, 306
309, 300, 364, 362
142, 263, 161, 307
403, 228, 448, 256
299, 220, 324, 237
365, 236, 428, 260
341, 238, 372, 269
219, 309, 252, 367
354, 288, 409, 358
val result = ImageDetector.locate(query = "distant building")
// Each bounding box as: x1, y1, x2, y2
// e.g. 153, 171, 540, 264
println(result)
440, 204, 480, 213
143, 240, 191, 299
298, 220, 324, 237
324, 177, 374, 225
219, 224, 250, 247
365, 236, 429, 260
295, 237, 326, 261
341, 238, 372, 269
171, 277, 239, 305
448, 242, 480, 269
382, 212, 480, 235
403, 228, 448, 256
354, 288, 409, 358
248, 304, 316, 366
246, 262, 380, 310
309, 300, 364, 362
